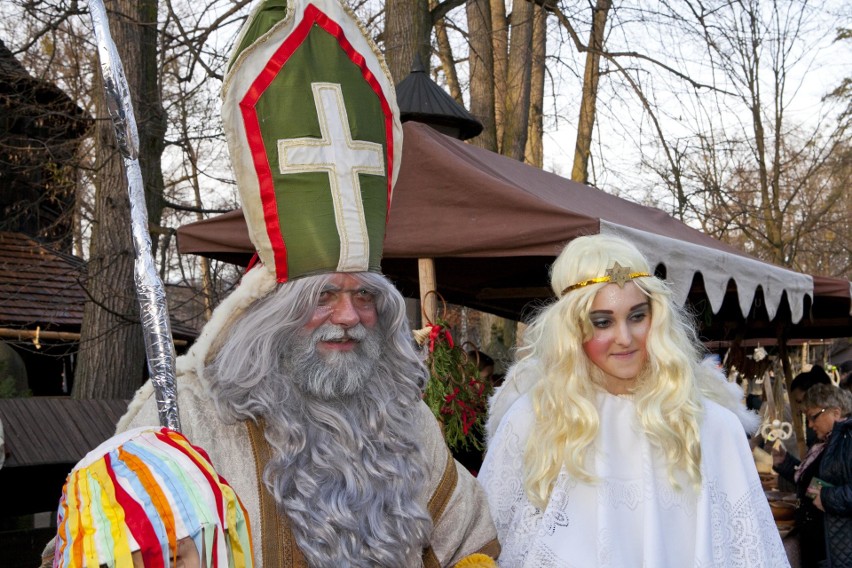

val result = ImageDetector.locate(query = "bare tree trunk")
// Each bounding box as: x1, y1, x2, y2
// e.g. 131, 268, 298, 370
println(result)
185, 140, 214, 320
525, 3, 547, 167
433, 2, 463, 101
500, 0, 534, 161
490, 0, 509, 151
385, 0, 433, 83
745, 9, 784, 265
73, 144, 87, 258
138, 0, 167, 253
571, 0, 610, 183
73, 0, 158, 399
190, 172, 214, 321
467, 0, 497, 151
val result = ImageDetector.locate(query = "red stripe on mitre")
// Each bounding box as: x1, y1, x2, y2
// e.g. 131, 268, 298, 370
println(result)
239, 2, 396, 283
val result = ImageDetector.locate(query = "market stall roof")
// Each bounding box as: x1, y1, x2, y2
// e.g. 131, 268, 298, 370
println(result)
0, 397, 129, 516
0, 397, 128, 468
177, 122, 852, 339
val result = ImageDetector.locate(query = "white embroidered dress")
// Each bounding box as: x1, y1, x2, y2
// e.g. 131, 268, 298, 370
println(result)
478, 391, 789, 568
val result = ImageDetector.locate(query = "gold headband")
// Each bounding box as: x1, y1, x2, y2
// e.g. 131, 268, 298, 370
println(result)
560, 262, 651, 296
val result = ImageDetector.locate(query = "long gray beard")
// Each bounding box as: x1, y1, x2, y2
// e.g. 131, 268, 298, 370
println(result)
282, 322, 381, 399
265, 324, 433, 567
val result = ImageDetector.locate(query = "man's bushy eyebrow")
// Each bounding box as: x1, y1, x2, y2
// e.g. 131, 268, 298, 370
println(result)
318, 283, 381, 295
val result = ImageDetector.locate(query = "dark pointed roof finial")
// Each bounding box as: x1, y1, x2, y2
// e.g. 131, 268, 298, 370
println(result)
395, 54, 483, 140
410, 52, 427, 74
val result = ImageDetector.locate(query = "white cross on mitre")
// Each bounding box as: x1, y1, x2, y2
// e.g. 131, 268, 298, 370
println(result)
277, 82, 385, 272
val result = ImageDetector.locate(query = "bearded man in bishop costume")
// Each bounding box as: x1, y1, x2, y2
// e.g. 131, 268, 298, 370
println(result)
58, 1, 500, 566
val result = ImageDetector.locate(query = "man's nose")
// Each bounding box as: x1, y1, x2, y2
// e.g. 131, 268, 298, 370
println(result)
329, 295, 360, 327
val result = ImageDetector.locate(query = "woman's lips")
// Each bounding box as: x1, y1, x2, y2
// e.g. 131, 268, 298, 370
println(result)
610, 350, 636, 358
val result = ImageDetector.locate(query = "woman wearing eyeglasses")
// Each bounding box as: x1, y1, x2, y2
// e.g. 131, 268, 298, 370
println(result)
801, 383, 852, 567
771, 368, 832, 568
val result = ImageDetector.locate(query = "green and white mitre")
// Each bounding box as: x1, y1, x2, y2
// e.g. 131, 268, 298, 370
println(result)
222, 0, 402, 282
175, 0, 402, 382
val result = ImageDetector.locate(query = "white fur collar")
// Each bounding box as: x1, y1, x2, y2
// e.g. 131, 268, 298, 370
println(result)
178, 266, 278, 381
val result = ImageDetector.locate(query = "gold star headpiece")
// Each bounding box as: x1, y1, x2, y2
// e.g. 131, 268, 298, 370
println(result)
560, 262, 652, 297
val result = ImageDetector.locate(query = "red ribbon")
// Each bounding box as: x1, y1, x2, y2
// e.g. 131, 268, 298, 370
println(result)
443, 387, 478, 435
444, 387, 460, 403
427, 324, 454, 352
455, 399, 477, 435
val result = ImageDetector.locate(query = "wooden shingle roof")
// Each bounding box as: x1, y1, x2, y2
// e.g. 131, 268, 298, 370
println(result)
0, 39, 33, 83
0, 231, 86, 330
0, 397, 128, 467
0, 231, 199, 340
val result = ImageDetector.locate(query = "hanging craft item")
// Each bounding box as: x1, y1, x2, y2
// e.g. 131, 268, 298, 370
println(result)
827, 364, 842, 386
758, 364, 793, 451
414, 291, 492, 452
761, 419, 793, 450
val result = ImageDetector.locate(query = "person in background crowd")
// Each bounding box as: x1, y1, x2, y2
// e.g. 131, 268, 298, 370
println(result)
469, 350, 496, 386
479, 234, 787, 567
772, 366, 833, 567
801, 383, 852, 567
790, 366, 833, 406
791, 366, 833, 446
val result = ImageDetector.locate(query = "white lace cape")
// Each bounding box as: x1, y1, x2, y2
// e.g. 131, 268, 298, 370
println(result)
478, 392, 789, 568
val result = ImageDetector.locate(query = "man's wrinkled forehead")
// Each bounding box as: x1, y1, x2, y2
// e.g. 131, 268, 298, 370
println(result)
276, 271, 386, 316
319, 280, 380, 296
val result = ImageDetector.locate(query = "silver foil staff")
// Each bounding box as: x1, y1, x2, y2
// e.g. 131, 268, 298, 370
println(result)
87, 0, 180, 431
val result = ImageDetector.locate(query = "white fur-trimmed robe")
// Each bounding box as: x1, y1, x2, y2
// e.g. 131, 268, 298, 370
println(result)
478, 359, 785, 567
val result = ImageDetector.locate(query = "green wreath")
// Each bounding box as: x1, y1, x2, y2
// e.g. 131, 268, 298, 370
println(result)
415, 302, 492, 452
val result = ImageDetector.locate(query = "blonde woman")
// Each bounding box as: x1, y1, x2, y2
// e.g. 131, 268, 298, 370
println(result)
478, 235, 788, 567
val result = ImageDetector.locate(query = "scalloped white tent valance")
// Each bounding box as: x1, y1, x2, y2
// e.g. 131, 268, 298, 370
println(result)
600, 221, 813, 323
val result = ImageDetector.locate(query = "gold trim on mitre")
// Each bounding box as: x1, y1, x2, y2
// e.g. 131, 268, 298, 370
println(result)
560, 262, 652, 296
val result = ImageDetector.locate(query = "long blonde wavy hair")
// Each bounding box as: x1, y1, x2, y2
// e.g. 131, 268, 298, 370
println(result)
521, 235, 705, 509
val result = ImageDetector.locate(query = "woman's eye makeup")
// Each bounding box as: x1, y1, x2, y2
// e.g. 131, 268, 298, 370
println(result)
629, 309, 648, 322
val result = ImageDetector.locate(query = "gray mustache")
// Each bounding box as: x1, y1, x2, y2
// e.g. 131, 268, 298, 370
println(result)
313, 323, 368, 342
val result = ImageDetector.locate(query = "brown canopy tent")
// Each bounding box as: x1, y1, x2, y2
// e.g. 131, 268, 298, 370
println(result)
177, 122, 851, 341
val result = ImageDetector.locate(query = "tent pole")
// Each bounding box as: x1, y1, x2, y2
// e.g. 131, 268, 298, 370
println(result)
419, 258, 437, 326
776, 323, 804, 459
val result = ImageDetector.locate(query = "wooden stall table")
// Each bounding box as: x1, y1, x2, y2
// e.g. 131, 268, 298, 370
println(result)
767, 490, 799, 568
